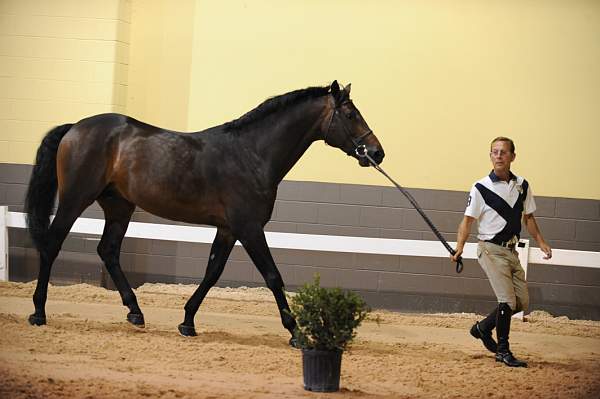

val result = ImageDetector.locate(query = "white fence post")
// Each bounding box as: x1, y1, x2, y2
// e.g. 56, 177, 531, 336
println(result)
0, 206, 8, 282
513, 238, 530, 321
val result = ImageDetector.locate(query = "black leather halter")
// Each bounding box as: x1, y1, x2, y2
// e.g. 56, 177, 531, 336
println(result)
323, 101, 373, 155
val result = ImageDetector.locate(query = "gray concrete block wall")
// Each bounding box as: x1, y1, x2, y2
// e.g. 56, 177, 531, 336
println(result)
2, 163, 600, 319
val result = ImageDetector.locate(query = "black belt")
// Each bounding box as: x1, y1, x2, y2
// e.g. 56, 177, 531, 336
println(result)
485, 237, 518, 249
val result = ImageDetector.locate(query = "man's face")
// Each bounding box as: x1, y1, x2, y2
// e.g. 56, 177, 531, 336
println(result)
490, 140, 515, 172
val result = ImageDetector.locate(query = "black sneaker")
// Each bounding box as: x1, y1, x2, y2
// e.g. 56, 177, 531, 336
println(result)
496, 351, 527, 367
470, 322, 497, 353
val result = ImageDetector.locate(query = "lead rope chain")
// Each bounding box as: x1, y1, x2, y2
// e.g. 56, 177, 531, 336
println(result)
355, 145, 464, 273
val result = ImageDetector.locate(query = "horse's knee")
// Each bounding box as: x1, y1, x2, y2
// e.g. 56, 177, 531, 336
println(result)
203, 273, 220, 288
201, 266, 224, 288
97, 239, 121, 267
97, 240, 111, 262
265, 272, 284, 291
39, 240, 61, 265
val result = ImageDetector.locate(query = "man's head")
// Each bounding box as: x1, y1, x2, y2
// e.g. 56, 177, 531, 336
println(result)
491, 136, 515, 153
490, 136, 516, 177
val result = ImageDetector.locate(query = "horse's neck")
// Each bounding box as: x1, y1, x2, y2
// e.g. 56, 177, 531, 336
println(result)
248, 99, 328, 185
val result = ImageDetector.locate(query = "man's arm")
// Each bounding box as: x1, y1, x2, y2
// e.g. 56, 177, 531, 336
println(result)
523, 213, 552, 259
451, 215, 476, 262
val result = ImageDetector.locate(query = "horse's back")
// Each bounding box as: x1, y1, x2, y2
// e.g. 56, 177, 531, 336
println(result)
69, 113, 165, 139
58, 113, 219, 220
54, 112, 257, 226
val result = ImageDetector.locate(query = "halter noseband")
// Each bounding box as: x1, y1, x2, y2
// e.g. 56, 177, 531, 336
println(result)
324, 101, 373, 156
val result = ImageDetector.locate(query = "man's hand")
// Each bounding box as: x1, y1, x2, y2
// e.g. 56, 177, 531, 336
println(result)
523, 213, 552, 260
451, 248, 463, 263
451, 216, 474, 264
539, 240, 552, 259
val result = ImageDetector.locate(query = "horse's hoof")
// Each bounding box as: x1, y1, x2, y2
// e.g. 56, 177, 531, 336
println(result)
289, 337, 300, 349
178, 323, 197, 337
127, 312, 145, 327
28, 314, 46, 326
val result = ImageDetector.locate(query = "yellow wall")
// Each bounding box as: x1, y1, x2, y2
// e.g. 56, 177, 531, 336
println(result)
126, 0, 195, 130
2, 0, 599, 200
187, 0, 600, 200
0, 0, 130, 163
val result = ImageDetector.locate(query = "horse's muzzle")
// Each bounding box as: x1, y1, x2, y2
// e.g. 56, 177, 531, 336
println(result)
358, 148, 384, 166
371, 149, 385, 164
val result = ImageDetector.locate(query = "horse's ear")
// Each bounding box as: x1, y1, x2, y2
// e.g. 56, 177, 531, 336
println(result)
331, 80, 340, 95
331, 80, 346, 104
344, 83, 351, 95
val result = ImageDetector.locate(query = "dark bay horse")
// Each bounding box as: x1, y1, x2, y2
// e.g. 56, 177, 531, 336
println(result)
24, 80, 385, 341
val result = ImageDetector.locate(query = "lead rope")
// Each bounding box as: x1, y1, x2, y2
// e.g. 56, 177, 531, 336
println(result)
355, 145, 464, 273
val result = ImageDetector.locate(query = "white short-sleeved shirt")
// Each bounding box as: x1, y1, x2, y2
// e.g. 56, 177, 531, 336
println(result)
465, 171, 536, 241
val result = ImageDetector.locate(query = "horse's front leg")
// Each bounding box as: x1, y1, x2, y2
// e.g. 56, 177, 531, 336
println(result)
238, 225, 297, 343
178, 228, 236, 336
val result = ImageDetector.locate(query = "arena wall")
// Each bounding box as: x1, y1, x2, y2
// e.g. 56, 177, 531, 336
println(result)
1, 1, 599, 319
3, 163, 600, 319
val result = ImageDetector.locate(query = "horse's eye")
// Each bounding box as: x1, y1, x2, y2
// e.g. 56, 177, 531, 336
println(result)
346, 111, 355, 120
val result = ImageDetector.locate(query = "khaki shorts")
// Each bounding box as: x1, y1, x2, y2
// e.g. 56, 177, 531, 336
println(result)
477, 241, 529, 313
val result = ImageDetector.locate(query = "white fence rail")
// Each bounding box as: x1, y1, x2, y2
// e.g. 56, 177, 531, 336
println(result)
1, 207, 599, 285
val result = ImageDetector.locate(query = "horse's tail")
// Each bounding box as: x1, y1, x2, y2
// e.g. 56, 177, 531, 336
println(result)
25, 124, 73, 251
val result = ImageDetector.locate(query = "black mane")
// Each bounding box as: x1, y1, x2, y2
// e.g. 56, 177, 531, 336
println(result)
224, 85, 330, 131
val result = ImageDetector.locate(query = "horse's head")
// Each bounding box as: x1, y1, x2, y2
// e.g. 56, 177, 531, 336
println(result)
323, 80, 385, 167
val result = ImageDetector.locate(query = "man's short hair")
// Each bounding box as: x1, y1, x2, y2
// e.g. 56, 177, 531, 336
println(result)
491, 136, 515, 153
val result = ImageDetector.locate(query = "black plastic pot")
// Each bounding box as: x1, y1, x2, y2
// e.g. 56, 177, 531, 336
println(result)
302, 348, 343, 392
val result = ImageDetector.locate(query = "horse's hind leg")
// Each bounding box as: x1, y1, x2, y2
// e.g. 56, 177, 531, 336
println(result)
96, 194, 144, 326
178, 228, 235, 336
29, 198, 92, 326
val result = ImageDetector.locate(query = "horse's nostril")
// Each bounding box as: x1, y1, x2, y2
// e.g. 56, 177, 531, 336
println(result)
373, 150, 385, 163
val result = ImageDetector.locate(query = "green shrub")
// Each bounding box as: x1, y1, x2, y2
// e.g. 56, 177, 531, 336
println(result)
288, 275, 370, 351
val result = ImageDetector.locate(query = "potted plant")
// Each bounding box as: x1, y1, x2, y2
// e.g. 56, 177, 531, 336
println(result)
288, 275, 370, 392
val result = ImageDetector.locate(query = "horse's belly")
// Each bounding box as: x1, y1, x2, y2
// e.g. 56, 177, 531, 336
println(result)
140, 200, 227, 226
118, 182, 228, 227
